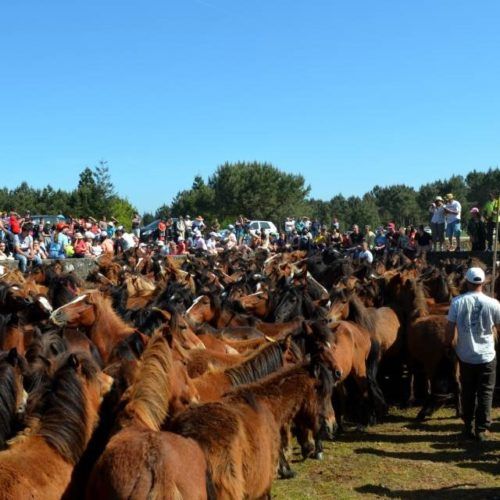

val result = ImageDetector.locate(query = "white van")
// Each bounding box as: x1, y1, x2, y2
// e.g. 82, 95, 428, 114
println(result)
248, 220, 278, 235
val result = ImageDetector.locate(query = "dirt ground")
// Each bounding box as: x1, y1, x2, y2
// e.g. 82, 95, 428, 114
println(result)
272, 407, 500, 499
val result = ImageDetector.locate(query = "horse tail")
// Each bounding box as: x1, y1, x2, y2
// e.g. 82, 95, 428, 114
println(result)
366, 339, 387, 422
206, 466, 217, 500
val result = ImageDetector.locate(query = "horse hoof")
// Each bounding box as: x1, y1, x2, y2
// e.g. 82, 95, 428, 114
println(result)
278, 469, 296, 480
313, 451, 324, 461
416, 411, 427, 421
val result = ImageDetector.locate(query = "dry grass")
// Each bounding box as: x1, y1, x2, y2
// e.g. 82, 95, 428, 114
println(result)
272, 407, 500, 499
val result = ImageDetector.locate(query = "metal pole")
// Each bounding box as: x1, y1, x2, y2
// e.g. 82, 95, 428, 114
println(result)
491, 196, 500, 298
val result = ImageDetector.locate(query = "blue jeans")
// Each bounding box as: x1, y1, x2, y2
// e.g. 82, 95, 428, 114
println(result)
15, 253, 27, 272
446, 220, 461, 238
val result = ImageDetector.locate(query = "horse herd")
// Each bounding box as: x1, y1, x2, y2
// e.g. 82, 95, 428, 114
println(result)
0, 249, 496, 499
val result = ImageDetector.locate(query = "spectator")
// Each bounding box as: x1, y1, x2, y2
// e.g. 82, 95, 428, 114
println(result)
284, 217, 295, 238
177, 216, 186, 240
467, 208, 487, 251
131, 213, 142, 238
9, 211, 22, 235
33, 240, 48, 261
415, 225, 432, 258
446, 267, 500, 441
73, 233, 88, 258
483, 192, 499, 251
49, 223, 70, 259
206, 232, 218, 255
0, 241, 13, 260
226, 225, 237, 250
177, 236, 187, 255
373, 227, 387, 256
332, 217, 340, 231
14, 225, 36, 272
311, 219, 321, 238
349, 225, 364, 247
429, 196, 446, 250
364, 225, 375, 249
100, 232, 114, 255
193, 230, 207, 251
184, 215, 193, 237
193, 216, 205, 232
444, 193, 462, 251
358, 240, 373, 264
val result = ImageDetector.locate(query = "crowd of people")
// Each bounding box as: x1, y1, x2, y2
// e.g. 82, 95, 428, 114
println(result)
0, 191, 498, 273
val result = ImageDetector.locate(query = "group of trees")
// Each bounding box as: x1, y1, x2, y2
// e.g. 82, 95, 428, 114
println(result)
147, 162, 500, 230
3, 161, 499, 232
1, 162, 136, 229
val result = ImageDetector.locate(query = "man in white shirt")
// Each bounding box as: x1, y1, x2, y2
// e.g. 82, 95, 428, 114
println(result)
446, 267, 500, 441
444, 193, 462, 251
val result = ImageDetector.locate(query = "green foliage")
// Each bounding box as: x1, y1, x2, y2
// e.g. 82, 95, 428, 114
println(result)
109, 196, 136, 231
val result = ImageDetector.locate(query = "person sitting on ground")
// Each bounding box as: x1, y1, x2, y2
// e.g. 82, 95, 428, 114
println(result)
446, 267, 500, 442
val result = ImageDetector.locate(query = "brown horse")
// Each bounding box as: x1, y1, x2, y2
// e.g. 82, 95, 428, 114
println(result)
87, 332, 211, 500
169, 358, 334, 500
399, 279, 459, 420
192, 338, 302, 402
0, 351, 112, 499
306, 320, 386, 427
50, 292, 136, 365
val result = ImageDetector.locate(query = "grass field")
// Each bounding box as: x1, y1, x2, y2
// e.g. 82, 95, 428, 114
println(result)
272, 407, 500, 499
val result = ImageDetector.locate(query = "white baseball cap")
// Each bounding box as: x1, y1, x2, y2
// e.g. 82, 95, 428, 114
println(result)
465, 267, 485, 284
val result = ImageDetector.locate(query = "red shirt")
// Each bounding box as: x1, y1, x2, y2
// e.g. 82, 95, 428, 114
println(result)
9, 216, 20, 234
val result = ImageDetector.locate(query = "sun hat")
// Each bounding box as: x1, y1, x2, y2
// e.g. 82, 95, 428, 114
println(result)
470, 207, 480, 214
445, 193, 453, 200
435, 196, 443, 202
74, 232, 84, 239
465, 267, 485, 284
85, 231, 95, 240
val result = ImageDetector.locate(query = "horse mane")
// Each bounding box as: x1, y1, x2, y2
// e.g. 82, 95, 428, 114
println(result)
225, 341, 286, 387
226, 359, 334, 405
347, 294, 376, 333
0, 356, 21, 449
123, 332, 173, 431
33, 352, 100, 465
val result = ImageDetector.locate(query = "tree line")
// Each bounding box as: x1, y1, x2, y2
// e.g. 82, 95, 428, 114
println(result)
2, 161, 499, 231
1, 162, 136, 229
146, 162, 500, 230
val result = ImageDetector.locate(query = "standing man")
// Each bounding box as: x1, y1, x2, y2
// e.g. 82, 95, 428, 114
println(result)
483, 192, 499, 251
131, 213, 142, 239
446, 267, 500, 441
444, 193, 462, 251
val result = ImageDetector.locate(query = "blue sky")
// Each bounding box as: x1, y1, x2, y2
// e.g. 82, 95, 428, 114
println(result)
1, 1, 499, 213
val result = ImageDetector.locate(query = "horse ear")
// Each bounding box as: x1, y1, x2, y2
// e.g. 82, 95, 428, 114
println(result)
68, 353, 80, 370
7, 348, 18, 367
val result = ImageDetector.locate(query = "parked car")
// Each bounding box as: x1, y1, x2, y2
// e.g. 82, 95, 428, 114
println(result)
247, 220, 278, 236
30, 215, 67, 226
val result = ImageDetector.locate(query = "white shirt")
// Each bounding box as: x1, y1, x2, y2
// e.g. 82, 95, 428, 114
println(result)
285, 220, 295, 232
430, 205, 445, 224
444, 200, 461, 223
448, 292, 500, 364
195, 237, 207, 251
121, 233, 136, 251
358, 249, 373, 264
